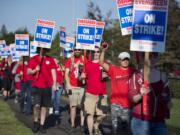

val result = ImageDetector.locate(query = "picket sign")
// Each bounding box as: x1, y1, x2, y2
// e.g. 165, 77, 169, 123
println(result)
34, 19, 55, 49
60, 26, 66, 48
130, 0, 169, 115
116, 0, 133, 35
76, 19, 96, 50
15, 34, 29, 56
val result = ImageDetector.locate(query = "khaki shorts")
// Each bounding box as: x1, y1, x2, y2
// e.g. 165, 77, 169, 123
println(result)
68, 87, 84, 107
84, 93, 108, 116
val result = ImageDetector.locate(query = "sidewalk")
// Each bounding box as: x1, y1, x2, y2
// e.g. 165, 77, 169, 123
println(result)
5, 96, 116, 135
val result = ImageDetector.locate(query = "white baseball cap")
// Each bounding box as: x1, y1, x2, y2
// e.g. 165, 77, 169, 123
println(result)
118, 52, 130, 60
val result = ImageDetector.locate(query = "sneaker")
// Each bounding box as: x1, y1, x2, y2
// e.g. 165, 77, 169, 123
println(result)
32, 122, 39, 133
39, 125, 47, 134
54, 110, 59, 115
94, 128, 102, 135
79, 125, 84, 132
14, 99, 18, 103
49, 107, 53, 114
111, 129, 118, 135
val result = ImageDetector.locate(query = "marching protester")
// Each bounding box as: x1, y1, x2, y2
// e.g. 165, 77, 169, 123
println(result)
1, 56, 13, 101
50, 58, 64, 115
12, 59, 22, 103
28, 47, 57, 133
0, 58, 3, 94
16, 56, 33, 115
99, 43, 136, 135
64, 47, 85, 131
129, 53, 172, 135
81, 46, 108, 135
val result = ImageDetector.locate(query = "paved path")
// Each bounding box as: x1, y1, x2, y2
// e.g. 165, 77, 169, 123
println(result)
5, 96, 119, 135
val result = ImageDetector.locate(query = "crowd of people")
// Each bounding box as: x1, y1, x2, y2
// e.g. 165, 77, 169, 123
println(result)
0, 43, 172, 135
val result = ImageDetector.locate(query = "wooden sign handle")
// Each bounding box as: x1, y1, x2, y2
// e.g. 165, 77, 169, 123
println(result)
143, 52, 150, 115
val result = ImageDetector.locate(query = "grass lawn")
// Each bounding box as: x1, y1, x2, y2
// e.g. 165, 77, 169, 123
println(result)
0, 99, 35, 135
167, 98, 180, 135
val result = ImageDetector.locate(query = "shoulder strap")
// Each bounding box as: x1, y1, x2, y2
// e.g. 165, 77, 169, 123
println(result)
69, 57, 74, 72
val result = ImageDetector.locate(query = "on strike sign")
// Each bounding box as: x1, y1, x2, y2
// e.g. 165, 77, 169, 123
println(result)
76, 19, 96, 50
116, 0, 133, 35
34, 19, 55, 49
130, 0, 169, 52
15, 34, 29, 56
95, 21, 105, 47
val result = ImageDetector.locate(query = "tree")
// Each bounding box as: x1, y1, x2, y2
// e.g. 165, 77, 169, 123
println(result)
0, 24, 8, 38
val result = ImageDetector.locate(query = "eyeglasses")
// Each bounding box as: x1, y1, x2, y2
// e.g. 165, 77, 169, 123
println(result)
120, 58, 130, 61
93, 51, 100, 53
74, 49, 81, 51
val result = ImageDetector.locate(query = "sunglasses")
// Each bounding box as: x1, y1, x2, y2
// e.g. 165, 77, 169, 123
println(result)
120, 58, 130, 61
93, 51, 100, 53
74, 49, 81, 51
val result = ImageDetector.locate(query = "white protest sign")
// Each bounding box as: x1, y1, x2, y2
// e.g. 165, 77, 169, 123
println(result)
116, 0, 133, 35
34, 19, 55, 49
130, 0, 169, 52
76, 19, 96, 50
30, 41, 38, 57
95, 21, 105, 47
60, 26, 66, 48
15, 34, 29, 56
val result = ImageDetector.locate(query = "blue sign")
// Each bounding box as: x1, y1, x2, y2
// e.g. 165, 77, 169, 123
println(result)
34, 19, 55, 48
15, 39, 29, 51
35, 26, 53, 43
60, 26, 66, 47
116, 0, 133, 35
77, 26, 95, 45
95, 28, 103, 43
130, 0, 169, 52
118, 5, 133, 29
15, 34, 29, 56
132, 11, 166, 42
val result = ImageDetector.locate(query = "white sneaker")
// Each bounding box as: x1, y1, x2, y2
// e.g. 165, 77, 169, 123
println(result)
54, 110, 59, 115
14, 99, 18, 103
49, 108, 53, 114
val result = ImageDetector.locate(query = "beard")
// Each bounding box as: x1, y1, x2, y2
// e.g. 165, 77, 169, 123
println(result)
74, 52, 81, 58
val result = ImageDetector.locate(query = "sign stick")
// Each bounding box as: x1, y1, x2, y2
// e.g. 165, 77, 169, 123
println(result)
36, 48, 44, 79
143, 52, 150, 115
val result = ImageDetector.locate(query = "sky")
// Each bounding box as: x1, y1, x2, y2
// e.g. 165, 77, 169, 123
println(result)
0, 0, 118, 36
0, 0, 179, 37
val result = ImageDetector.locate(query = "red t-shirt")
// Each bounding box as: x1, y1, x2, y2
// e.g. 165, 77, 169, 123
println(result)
0, 63, 3, 76
64, 57, 84, 87
84, 61, 107, 95
28, 55, 56, 88
16, 63, 32, 82
56, 64, 63, 85
108, 65, 135, 107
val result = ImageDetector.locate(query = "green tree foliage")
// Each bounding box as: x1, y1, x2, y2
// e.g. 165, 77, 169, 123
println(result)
0, 26, 33, 45
48, 32, 60, 59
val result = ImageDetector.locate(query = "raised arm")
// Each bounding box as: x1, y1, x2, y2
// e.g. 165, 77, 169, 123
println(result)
99, 43, 110, 72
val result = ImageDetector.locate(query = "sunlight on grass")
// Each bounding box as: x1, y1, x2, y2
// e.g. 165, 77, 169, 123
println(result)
0, 99, 36, 135
167, 98, 180, 135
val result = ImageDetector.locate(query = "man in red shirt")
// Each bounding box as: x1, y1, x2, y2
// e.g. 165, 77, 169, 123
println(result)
81, 46, 108, 135
16, 56, 32, 115
28, 47, 56, 133
64, 48, 85, 131
99, 43, 135, 134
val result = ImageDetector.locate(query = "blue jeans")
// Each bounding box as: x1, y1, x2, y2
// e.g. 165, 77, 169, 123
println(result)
20, 81, 32, 114
131, 117, 167, 135
51, 86, 62, 113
